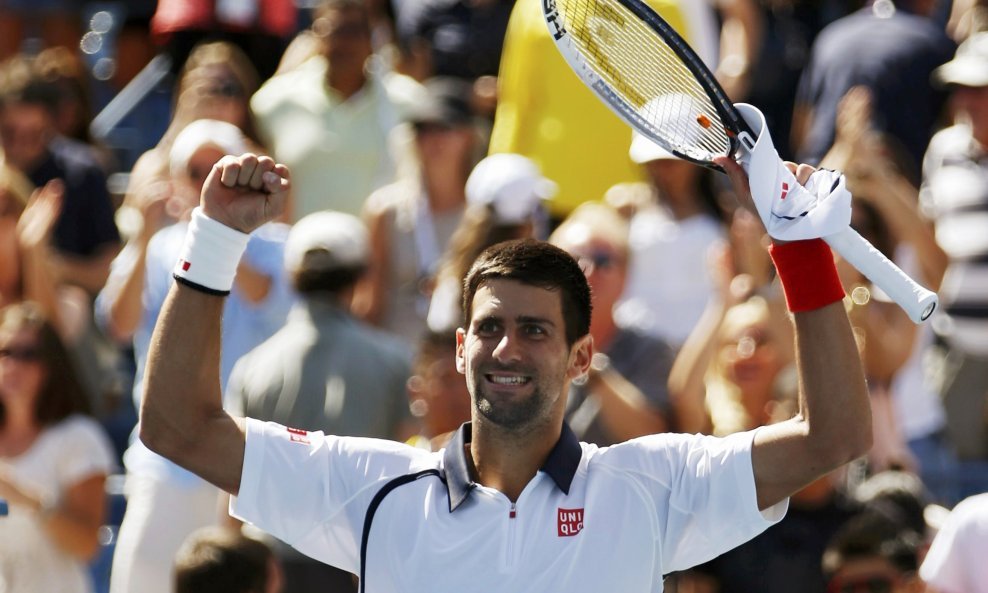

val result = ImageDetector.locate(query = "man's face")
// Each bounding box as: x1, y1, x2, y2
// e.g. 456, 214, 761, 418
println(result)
456, 279, 591, 433
0, 102, 54, 172
317, 7, 372, 73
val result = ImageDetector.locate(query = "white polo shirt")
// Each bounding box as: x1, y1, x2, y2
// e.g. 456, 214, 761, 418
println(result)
232, 420, 787, 592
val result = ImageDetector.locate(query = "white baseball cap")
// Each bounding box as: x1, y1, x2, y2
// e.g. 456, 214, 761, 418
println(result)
284, 211, 369, 273
466, 153, 556, 224
629, 131, 678, 163
933, 32, 988, 88
169, 119, 249, 178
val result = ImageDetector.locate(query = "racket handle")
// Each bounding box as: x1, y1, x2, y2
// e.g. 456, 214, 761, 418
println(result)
0, 499, 7, 517
824, 228, 938, 323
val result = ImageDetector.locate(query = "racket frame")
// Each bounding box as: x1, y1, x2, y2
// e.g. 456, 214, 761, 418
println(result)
543, 0, 757, 167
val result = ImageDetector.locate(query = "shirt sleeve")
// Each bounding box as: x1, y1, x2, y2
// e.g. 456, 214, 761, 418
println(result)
597, 428, 788, 572
231, 418, 431, 573
56, 417, 117, 487
919, 494, 988, 593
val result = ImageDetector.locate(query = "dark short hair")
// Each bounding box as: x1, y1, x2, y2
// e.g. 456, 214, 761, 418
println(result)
0, 56, 60, 115
462, 239, 591, 345
821, 511, 921, 579
174, 527, 274, 593
292, 262, 366, 295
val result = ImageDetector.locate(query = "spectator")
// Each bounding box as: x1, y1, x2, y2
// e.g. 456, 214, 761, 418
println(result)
0, 302, 116, 593
792, 0, 956, 181
549, 202, 674, 444
668, 259, 793, 436
921, 32, 988, 501
613, 130, 727, 347
251, 0, 420, 220
118, 40, 271, 241
34, 47, 95, 146
174, 527, 282, 593
822, 85, 952, 495
822, 510, 925, 593
426, 152, 554, 334
0, 55, 121, 296
227, 210, 412, 445
406, 329, 472, 451
102, 120, 293, 593
226, 210, 412, 593
920, 493, 988, 593
354, 77, 476, 347
395, 0, 515, 118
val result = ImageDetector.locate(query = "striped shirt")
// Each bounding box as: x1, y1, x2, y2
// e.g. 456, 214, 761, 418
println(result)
921, 124, 988, 354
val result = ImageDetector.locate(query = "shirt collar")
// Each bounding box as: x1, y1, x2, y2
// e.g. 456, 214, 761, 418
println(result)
442, 421, 582, 512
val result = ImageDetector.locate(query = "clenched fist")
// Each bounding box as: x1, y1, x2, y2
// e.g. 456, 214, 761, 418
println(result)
200, 153, 290, 234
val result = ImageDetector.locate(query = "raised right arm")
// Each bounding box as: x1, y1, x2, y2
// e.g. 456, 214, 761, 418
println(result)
139, 154, 289, 495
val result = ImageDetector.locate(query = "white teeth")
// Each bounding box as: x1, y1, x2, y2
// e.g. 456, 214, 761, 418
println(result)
489, 375, 528, 385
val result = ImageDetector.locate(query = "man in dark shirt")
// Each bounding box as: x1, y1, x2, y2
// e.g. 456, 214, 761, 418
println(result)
792, 0, 955, 182
0, 56, 120, 294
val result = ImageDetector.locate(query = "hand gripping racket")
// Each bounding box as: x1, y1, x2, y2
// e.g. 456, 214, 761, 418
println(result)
542, 0, 938, 323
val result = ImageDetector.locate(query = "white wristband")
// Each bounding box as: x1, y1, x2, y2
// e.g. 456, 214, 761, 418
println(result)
173, 207, 250, 295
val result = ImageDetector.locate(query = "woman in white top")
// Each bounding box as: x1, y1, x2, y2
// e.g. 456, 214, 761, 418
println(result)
0, 302, 116, 593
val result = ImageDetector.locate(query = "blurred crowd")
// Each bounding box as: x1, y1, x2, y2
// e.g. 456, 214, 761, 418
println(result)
1, 0, 988, 592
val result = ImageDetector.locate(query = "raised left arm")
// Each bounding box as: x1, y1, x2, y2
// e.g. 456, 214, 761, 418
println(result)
716, 157, 872, 510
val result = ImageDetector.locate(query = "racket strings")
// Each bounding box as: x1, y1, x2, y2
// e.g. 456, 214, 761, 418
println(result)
556, 0, 732, 161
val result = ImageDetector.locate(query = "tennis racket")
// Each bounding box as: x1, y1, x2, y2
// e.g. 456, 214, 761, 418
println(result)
542, 0, 938, 323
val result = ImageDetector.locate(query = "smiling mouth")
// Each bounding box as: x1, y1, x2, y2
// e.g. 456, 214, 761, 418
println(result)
485, 374, 532, 386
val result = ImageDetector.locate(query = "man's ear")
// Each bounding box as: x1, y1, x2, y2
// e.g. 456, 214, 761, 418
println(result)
455, 328, 466, 374
568, 334, 594, 381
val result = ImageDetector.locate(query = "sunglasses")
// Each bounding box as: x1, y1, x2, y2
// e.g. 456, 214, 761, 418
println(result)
0, 346, 42, 362
575, 251, 621, 275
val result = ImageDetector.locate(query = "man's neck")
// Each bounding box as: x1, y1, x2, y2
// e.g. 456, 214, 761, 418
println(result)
326, 70, 367, 101
468, 418, 562, 502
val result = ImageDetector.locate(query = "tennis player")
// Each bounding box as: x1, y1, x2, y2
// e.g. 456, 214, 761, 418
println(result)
140, 153, 871, 592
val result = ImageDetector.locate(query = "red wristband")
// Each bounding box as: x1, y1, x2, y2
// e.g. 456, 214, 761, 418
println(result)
769, 239, 845, 313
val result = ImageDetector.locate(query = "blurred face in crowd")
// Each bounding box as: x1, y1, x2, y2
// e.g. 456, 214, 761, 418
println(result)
716, 302, 787, 406
0, 325, 46, 410
552, 227, 628, 325
172, 145, 227, 218
414, 123, 476, 179
316, 6, 373, 75
182, 64, 250, 131
0, 102, 55, 173
643, 158, 701, 203
952, 85, 988, 147
408, 347, 472, 439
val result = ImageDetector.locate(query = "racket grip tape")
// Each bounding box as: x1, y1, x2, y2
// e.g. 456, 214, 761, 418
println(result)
824, 228, 938, 323
0, 499, 8, 517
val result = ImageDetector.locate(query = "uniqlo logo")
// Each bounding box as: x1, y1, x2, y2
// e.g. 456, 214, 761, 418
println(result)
557, 508, 584, 537
780, 182, 790, 200
180, 260, 191, 271
286, 427, 310, 445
